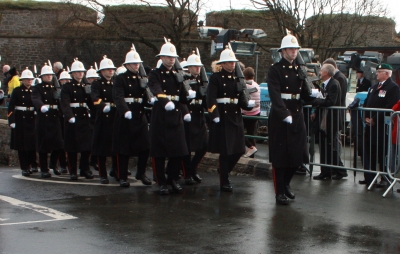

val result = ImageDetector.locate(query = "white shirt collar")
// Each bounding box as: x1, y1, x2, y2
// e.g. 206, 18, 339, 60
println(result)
323, 77, 331, 88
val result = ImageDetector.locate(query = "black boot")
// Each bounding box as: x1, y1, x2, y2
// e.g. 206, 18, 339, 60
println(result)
276, 194, 289, 205
285, 185, 295, 199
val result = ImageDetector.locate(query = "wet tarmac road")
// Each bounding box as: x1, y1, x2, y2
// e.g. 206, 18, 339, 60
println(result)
1, 166, 400, 254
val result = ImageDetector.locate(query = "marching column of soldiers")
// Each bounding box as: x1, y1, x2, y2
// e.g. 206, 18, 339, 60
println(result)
7, 38, 257, 195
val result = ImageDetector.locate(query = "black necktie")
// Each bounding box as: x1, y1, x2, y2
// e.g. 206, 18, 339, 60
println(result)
377, 82, 383, 89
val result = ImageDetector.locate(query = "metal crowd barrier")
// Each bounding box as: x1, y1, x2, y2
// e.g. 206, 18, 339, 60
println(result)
384, 111, 400, 196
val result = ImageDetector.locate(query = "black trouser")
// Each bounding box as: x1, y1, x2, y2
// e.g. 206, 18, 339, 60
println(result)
39, 150, 62, 173
90, 155, 97, 166
219, 153, 242, 186
182, 148, 207, 178
116, 151, 149, 181
18, 150, 36, 170
363, 139, 386, 184
319, 130, 345, 176
50, 149, 67, 169
152, 157, 183, 186
243, 113, 259, 148
29, 151, 38, 168
97, 155, 117, 179
273, 167, 297, 195
67, 151, 91, 175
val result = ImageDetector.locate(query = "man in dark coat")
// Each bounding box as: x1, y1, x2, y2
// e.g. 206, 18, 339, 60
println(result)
207, 46, 254, 192
8, 68, 36, 176
148, 39, 190, 195
182, 52, 208, 185
60, 59, 93, 180
91, 56, 118, 185
2, 65, 10, 96
356, 69, 372, 92
311, 64, 343, 180
360, 63, 400, 187
267, 35, 314, 205
113, 46, 153, 187
31, 64, 64, 178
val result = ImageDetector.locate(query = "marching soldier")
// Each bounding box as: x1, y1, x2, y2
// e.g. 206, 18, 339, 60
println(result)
182, 51, 208, 185
113, 45, 152, 187
148, 39, 191, 195
60, 59, 94, 180
8, 68, 37, 176
31, 64, 64, 178
91, 56, 118, 184
207, 46, 254, 192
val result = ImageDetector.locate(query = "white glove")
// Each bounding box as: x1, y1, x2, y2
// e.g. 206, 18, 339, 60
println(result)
69, 117, 75, 123
124, 111, 132, 119
183, 114, 191, 122
248, 99, 255, 107
311, 89, 323, 98
149, 97, 156, 105
187, 90, 196, 99
10, 123, 15, 128
283, 116, 292, 124
165, 101, 175, 111
41, 105, 49, 113
213, 117, 220, 123
103, 105, 110, 113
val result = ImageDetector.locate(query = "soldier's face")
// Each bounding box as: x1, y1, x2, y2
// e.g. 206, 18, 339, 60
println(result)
41, 74, 52, 82
126, 63, 140, 72
101, 69, 115, 80
87, 78, 97, 83
188, 66, 201, 76
22, 79, 33, 87
59, 79, 70, 85
72, 71, 84, 81
221, 62, 235, 72
161, 56, 175, 69
282, 48, 299, 62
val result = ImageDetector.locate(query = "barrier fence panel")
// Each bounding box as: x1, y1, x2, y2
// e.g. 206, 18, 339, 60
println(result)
384, 111, 400, 197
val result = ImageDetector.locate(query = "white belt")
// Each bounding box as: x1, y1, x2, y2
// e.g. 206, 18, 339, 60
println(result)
216, 98, 238, 104
124, 98, 143, 103
15, 106, 35, 111
166, 95, 180, 101
70, 103, 87, 108
104, 102, 116, 107
281, 93, 300, 100
43, 104, 58, 109
190, 99, 202, 105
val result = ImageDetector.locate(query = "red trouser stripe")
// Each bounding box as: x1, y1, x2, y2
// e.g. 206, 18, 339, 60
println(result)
272, 167, 277, 195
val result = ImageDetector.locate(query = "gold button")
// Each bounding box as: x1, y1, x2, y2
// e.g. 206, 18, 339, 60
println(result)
74, 98, 77, 101
106, 115, 108, 117
75, 114, 77, 116
223, 84, 226, 86
225, 111, 227, 113
176, 109, 178, 111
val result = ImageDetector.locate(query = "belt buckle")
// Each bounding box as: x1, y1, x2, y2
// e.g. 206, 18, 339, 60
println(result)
79, 103, 84, 107
196, 100, 200, 104
230, 98, 234, 104
291, 94, 296, 100
27, 107, 32, 111
134, 98, 139, 103
49, 105, 53, 109
171, 95, 176, 101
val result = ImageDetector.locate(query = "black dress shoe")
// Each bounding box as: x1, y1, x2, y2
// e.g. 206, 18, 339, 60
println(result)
119, 179, 130, 187
60, 168, 68, 174
109, 170, 116, 177
193, 174, 202, 183
127, 170, 132, 176
41, 172, 51, 178
168, 179, 183, 193
313, 174, 331, 180
80, 171, 94, 179
89, 162, 99, 171
220, 184, 233, 192
332, 175, 344, 180
70, 174, 78, 180
52, 168, 61, 176
159, 185, 169, 195
276, 194, 289, 205
136, 174, 152, 186
30, 167, 38, 173
285, 185, 295, 199
21, 170, 31, 177
100, 177, 109, 184
359, 180, 367, 185
185, 177, 195, 185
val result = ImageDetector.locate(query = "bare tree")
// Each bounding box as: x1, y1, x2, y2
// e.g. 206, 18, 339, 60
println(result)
63, 0, 206, 55
250, 0, 392, 59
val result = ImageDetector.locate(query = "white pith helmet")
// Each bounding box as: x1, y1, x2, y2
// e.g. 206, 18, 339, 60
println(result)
156, 37, 179, 58
69, 58, 86, 73
40, 63, 55, 76
217, 45, 238, 64
156, 59, 163, 68
124, 44, 143, 64
116, 66, 127, 75
59, 69, 72, 80
20, 68, 34, 80
278, 34, 300, 52
99, 55, 116, 71
186, 51, 203, 67
180, 58, 188, 68
86, 66, 99, 79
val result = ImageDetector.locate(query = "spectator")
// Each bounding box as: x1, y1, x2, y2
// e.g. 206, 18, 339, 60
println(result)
2, 65, 11, 95
356, 69, 371, 92
7, 67, 20, 97
242, 67, 260, 158
53, 62, 63, 79
211, 60, 221, 73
